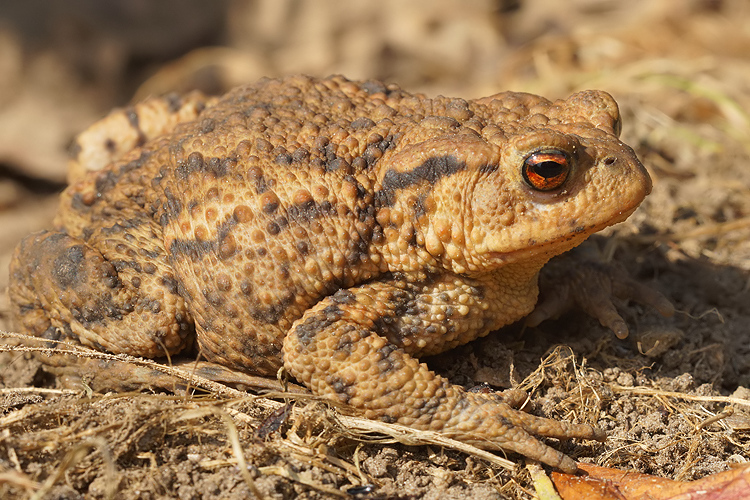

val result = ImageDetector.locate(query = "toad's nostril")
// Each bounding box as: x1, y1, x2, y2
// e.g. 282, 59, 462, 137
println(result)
603, 156, 616, 166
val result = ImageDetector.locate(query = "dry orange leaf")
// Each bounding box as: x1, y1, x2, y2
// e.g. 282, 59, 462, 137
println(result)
551, 462, 750, 500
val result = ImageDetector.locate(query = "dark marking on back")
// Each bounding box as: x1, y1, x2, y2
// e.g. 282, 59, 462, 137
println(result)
274, 150, 292, 166
200, 118, 216, 134
208, 156, 234, 177
169, 238, 214, 261
378, 155, 465, 205
91, 151, 152, 200
362, 80, 388, 95
248, 166, 272, 194
94, 170, 119, 197
351, 117, 376, 130
52, 245, 86, 289
175, 151, 203, 181
325, 158, 350, 173
292, 147, 309, 163
100, 217, 146, 236
288, 200, 317, 223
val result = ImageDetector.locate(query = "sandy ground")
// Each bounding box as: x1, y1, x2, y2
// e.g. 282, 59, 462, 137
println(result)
1, 1, 749, 498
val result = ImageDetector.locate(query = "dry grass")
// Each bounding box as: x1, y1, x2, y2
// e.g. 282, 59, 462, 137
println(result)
2, 334, 748, 498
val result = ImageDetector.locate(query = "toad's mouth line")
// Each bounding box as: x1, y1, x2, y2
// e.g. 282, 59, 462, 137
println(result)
484, 202, 641, 264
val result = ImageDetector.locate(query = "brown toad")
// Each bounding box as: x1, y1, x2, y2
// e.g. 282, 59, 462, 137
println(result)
10, 75, 655, 472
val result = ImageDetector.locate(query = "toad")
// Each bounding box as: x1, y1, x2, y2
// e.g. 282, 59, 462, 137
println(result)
9, 75, 665, 472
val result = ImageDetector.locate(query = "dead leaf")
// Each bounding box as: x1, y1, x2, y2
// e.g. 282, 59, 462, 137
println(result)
552, 463, 750, 500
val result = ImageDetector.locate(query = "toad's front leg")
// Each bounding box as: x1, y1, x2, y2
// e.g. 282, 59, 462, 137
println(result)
283, 279, 605, 473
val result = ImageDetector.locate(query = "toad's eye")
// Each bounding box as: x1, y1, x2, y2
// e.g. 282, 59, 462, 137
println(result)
522, 149, 571, 191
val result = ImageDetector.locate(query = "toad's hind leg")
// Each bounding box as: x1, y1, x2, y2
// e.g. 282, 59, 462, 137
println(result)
283, 283, 605, 473
9, 229, 193, 358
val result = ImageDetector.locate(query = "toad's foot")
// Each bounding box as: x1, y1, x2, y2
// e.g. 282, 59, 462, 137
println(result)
283, 283, 605, 473
526, 249, 674, 339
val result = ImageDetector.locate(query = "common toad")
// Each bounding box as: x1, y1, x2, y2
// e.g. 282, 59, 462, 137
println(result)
10, 75, 657, 472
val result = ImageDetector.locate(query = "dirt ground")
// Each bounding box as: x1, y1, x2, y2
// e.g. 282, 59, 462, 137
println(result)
1, 1, 749, 498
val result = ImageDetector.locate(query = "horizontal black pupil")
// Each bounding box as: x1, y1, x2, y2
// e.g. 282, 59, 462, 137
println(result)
533, 160, 564, 178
